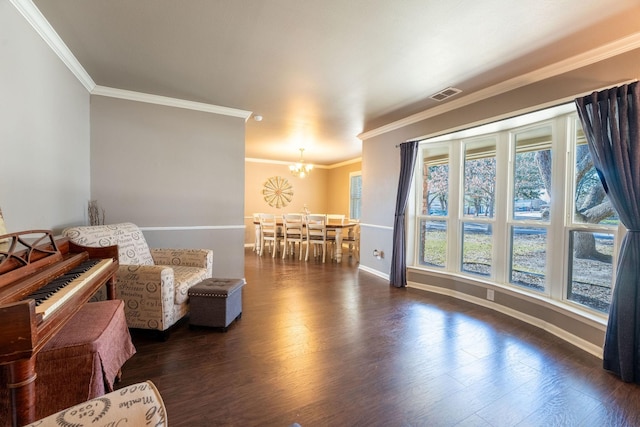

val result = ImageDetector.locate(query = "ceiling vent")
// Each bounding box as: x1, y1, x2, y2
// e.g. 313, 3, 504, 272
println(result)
429, 87, 462, 102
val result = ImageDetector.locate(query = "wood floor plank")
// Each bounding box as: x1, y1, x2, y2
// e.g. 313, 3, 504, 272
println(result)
117, 249, 640, 426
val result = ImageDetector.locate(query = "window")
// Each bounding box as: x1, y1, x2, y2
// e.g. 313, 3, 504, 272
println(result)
509, 226, 547, 291
461, 138, 497, 277
462, 222, 493, 277
565, 118, 618, 312
412, 104, 620, 316
349, 172, 362, 220
463, 138, 496, 219
508, 125, 552, 291
567, 230, 614, 312
418, 145, 449, 267
512, 125, 552, 222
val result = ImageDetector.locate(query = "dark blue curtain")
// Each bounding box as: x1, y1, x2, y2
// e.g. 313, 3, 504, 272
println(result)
390, 141, 419, 288
575, 81, 640, 382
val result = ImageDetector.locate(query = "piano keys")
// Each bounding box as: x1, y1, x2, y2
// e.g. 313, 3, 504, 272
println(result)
26, 258, 114, 321
26, 259, 103, 308
0, 230, 118, 427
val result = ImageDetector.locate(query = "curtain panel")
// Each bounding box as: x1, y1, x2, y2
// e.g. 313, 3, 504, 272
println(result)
390, 141, 419, 288
575, 81, 640, 382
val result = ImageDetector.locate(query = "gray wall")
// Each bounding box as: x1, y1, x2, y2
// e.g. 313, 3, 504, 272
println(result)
0, 1, 90, 233
359, 139, 396, 277
89, 96, 246, 278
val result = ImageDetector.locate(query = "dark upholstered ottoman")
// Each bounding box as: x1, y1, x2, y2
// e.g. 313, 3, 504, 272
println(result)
188, 278, 245, 331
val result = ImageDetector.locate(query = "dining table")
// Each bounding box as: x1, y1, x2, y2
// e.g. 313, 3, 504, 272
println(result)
253, 215, 357, 263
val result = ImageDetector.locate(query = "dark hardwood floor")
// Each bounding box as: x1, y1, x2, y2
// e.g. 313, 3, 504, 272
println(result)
119, 248, 640, 426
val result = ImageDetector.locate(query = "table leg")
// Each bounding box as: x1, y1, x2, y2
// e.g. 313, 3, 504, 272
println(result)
254, 223, 261, 254
334, 228, 344, 263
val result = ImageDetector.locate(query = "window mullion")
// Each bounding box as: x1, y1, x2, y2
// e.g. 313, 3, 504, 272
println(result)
550, 116, 570, 301
408, 155, 421, 266
493, 132, 510, 284
448, 142, 461, 272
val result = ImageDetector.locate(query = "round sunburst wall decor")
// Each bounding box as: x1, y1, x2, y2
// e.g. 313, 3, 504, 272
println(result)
262, 176, 293, 208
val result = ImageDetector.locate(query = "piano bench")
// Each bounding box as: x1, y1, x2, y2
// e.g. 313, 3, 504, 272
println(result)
188, 278, 245, 331
0, 300, 136, 425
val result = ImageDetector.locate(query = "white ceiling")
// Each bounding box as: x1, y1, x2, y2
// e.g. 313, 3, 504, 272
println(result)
30, 0, 640, 165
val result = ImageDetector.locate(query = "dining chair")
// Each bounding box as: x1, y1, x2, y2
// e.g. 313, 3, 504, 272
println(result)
252, 213, 262, 252
259, 213, 282, 257
305, 214, 328, 263
326, 214, 346, 223
282, 213, 306, 260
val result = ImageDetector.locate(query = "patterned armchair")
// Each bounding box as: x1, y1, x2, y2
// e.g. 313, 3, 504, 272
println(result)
24, 381, 166, 427
62, 222, 213, 332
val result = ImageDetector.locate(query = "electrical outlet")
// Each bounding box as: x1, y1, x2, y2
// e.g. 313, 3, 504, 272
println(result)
487, 289, 495, 301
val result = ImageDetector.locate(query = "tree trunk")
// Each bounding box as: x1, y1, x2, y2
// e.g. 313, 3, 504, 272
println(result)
574, 231, 597, 259
535, 151, 552, 195
574, 230, 612, 262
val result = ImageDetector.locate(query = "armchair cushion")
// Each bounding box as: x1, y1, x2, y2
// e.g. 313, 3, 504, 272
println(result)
150, 248, 212, 268
172, 265, 210, 305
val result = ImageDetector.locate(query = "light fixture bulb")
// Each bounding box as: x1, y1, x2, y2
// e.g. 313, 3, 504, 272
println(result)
289, 148, 313, 178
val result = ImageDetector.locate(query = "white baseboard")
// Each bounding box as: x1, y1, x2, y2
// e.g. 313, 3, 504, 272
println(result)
358, 264, 389, 280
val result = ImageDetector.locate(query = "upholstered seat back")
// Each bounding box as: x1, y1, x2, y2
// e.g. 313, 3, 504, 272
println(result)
62, 222, 213, 332
62, 222, 154, 265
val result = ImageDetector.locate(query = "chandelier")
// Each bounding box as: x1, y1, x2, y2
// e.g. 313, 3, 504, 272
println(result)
289, 148, 313, 178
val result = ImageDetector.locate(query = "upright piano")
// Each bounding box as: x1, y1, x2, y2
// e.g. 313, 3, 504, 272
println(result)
0, 230, 118, 427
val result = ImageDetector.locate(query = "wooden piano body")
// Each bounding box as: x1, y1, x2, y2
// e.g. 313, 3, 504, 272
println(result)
0, 230, 118, 427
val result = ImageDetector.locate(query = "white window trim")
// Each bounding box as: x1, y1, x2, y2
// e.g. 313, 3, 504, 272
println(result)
411, 103, 621, 321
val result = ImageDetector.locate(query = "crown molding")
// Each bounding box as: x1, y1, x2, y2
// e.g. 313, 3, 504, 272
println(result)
359, 32, 640, 141
245, 157, 302, 165
10, 0, 96, 92
245, 157, 362, 169
245, 157, 328, 169
92, 86, 252, 119
13, 1, 252, 119
327, 157, 362, 169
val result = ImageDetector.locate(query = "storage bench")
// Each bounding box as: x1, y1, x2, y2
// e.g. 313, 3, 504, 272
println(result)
188, 278, 245, 331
